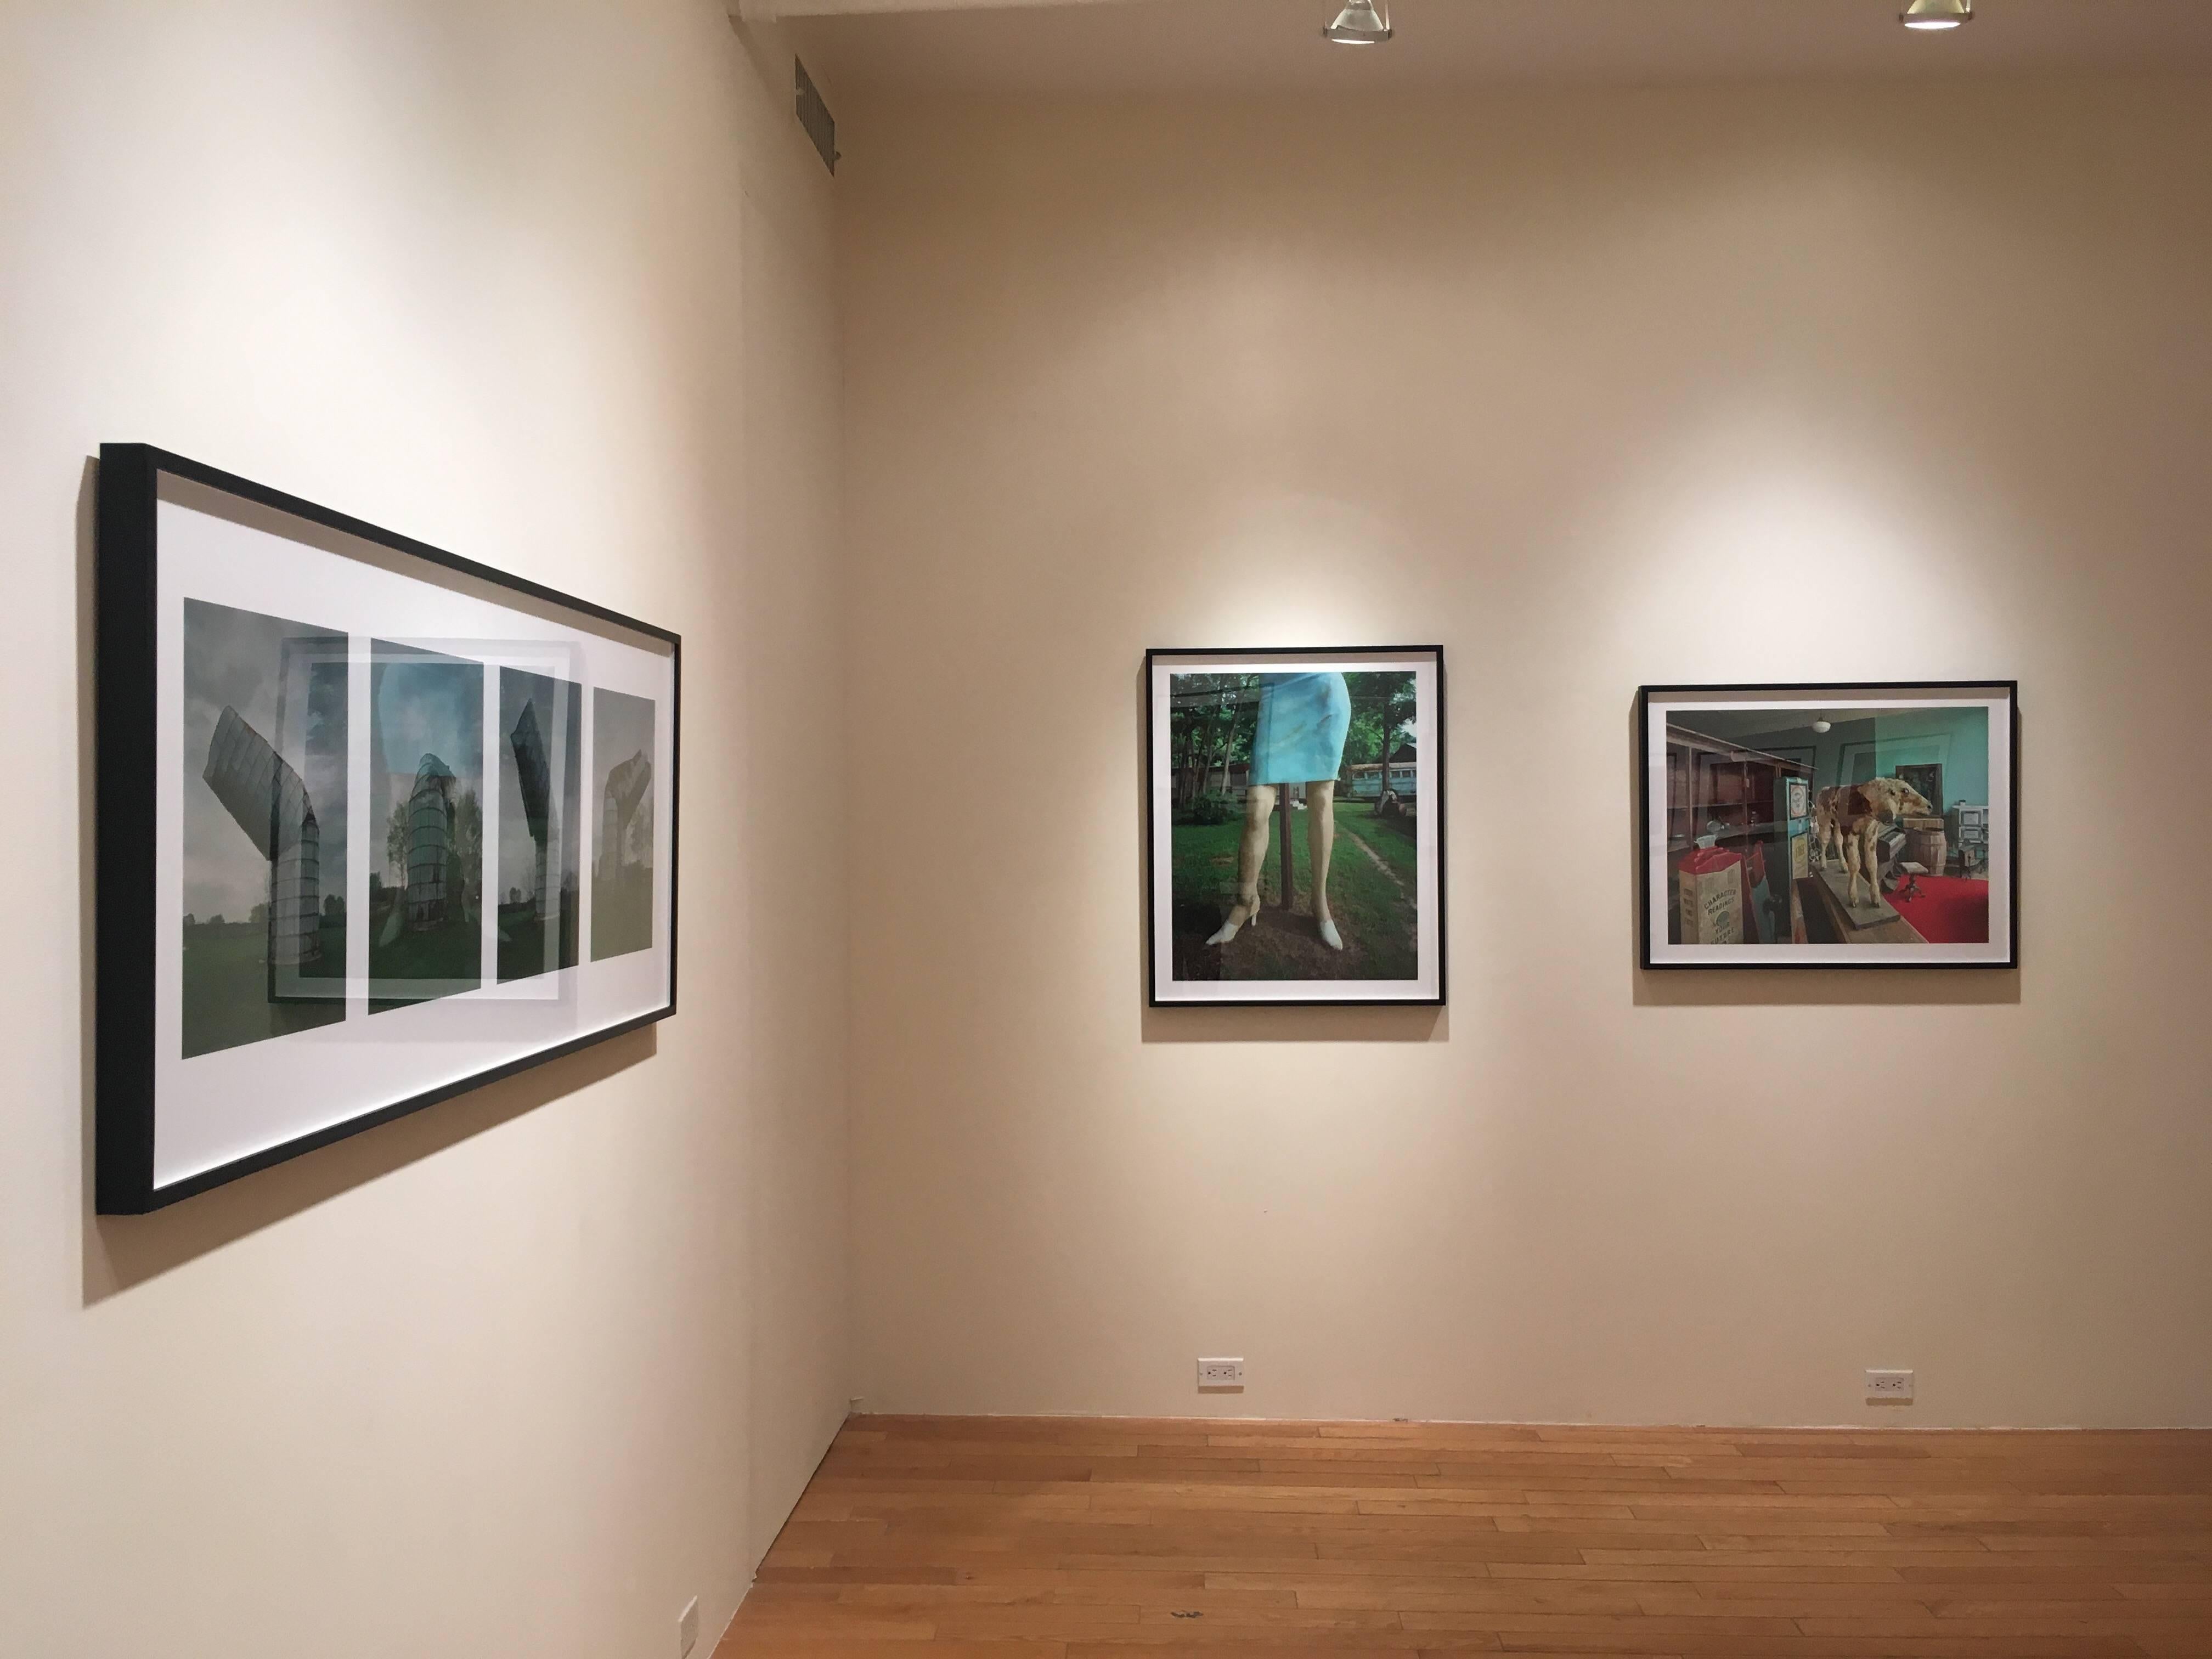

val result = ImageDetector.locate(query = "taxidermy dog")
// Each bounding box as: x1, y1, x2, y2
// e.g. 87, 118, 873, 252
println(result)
1814, 777, 1936, 908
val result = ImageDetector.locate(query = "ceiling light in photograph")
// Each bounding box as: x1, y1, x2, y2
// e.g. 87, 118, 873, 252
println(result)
1324, 1, 1393, 46
1901, 0, 1974, 30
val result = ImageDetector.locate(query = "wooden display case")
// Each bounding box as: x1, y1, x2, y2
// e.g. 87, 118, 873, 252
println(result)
1662, 725, 1813, 947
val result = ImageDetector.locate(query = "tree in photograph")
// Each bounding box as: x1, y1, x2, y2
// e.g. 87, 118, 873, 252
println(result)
386, 797, 410, 887
1211, 678, 1255, 794
1183, 676, 1231, 805
1177, 672, 1212, 809
1185, 679, 1218, 804
1168, 674, 1256, 808
1341, 672, 1417, 808
452, 789, 483, 915
1203, 676, 1256, 800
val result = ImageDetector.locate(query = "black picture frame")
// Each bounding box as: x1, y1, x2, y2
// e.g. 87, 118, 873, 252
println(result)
1144, 645, 1447, 1008
1636, 680, 2019, 970
96, 444, 681, 1212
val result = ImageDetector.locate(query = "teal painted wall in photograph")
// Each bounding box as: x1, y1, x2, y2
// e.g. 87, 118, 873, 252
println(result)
1681, 705, 1993, 810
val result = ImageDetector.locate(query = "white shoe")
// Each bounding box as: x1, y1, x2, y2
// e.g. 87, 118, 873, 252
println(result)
1317, 918, 1343, 950
1206, 904, 1254, 946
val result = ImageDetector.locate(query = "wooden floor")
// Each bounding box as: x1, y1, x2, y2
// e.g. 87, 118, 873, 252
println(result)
719, 1414, 2212, 1659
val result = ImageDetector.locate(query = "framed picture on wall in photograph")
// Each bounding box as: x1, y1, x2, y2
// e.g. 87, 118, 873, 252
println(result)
1146, 646, 1446, 1006
96, 444, 680, 1212
1638, 681, 2018, 969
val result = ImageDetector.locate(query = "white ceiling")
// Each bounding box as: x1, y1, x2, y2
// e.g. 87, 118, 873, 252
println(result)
781, 0, 2212, 98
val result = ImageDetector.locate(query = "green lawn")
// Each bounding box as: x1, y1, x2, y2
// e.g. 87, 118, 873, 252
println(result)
498, 895, 580, 983
180, 917, 347, 1059
1338, 800, 1417, 881
369, 899, 481, 1012
1169, 800, 1418, 982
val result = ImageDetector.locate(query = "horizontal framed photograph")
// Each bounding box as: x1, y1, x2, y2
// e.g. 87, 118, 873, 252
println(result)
97, 444, 679, 1212
1639, 681, 2018, 969
1146, 646, 1445, 1006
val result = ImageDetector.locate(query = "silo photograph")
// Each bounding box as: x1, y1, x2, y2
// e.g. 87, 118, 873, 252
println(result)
179, 599, 348, 1057
368, 643, 483, 1009
590, 687, 656, 961
497, 667, 583, 982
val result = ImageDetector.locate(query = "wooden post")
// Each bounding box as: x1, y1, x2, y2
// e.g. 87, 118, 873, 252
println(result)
1278, 788, 1296, 908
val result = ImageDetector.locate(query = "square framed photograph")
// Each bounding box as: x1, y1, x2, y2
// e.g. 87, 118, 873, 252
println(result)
97, 444, 679, 1212
1146, 646, 1445, 1006
1639, 682, 2018, 969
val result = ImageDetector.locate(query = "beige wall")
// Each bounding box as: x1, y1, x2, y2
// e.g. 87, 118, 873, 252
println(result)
0, 5, 846, 1655
838, 80, 2212, 1429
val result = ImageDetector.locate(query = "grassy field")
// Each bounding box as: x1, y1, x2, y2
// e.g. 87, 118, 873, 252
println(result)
592, 868, 654, 961
1169, 800, 1417, 982
498, 896, 579, 983
180, 917, 347, 1058
369, 898, 481, 1012
1342, 802, 1417, 879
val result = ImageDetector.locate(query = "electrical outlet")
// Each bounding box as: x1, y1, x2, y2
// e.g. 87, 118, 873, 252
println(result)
1865, 1369, 1915, 1402
678, 1596, 699, 1657
1197, 1357, 1245, 1390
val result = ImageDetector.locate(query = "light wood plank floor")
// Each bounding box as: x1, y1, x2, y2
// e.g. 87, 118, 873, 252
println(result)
719, 1414, 2212, 1659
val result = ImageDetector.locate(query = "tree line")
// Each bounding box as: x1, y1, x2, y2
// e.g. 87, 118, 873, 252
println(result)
1165, 672, 1416, 809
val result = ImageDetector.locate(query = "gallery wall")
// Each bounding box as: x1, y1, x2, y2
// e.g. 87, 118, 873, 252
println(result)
0, 4, 847, 1656
837, 77, 2212, 1428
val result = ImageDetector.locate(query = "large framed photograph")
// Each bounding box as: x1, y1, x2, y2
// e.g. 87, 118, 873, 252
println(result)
1639, 682, 2017, 969
97, 445, 679, 1212
1146, 647, 1444, 1006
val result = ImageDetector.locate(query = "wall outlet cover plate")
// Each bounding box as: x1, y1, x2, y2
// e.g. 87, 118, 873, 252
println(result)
1197, 1357, 1245, 1389
1865, 1368, 1916, 1401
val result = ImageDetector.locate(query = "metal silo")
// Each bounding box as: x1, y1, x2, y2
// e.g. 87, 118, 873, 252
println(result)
405, 753, 457, 928
509, 701, 551, 919
201, 705, 321, 966
600, 752, 652, 878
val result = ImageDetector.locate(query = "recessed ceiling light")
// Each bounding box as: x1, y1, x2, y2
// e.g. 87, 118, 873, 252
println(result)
1901, 0, 1973, 30
1324, 1, 1392, 46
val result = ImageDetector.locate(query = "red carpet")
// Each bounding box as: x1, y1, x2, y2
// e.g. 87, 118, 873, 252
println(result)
1886, 873, 1990, 944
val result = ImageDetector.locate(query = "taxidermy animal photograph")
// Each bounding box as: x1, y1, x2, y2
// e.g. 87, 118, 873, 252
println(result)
1814, 776, 1936, 907
1647, 691, 2009, 958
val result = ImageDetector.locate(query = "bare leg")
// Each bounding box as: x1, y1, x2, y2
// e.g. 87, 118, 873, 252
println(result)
1205, 785, 1276, 946
1306, 780, 1342, 949
1844, 827, 1867, 907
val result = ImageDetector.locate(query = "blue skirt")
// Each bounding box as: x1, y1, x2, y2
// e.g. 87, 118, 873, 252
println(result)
1251, 672, 1351, 785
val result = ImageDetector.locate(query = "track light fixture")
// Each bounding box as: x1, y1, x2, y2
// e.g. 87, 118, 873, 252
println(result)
1324, 1, 1392, 46
1901, 0, 1973, 30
